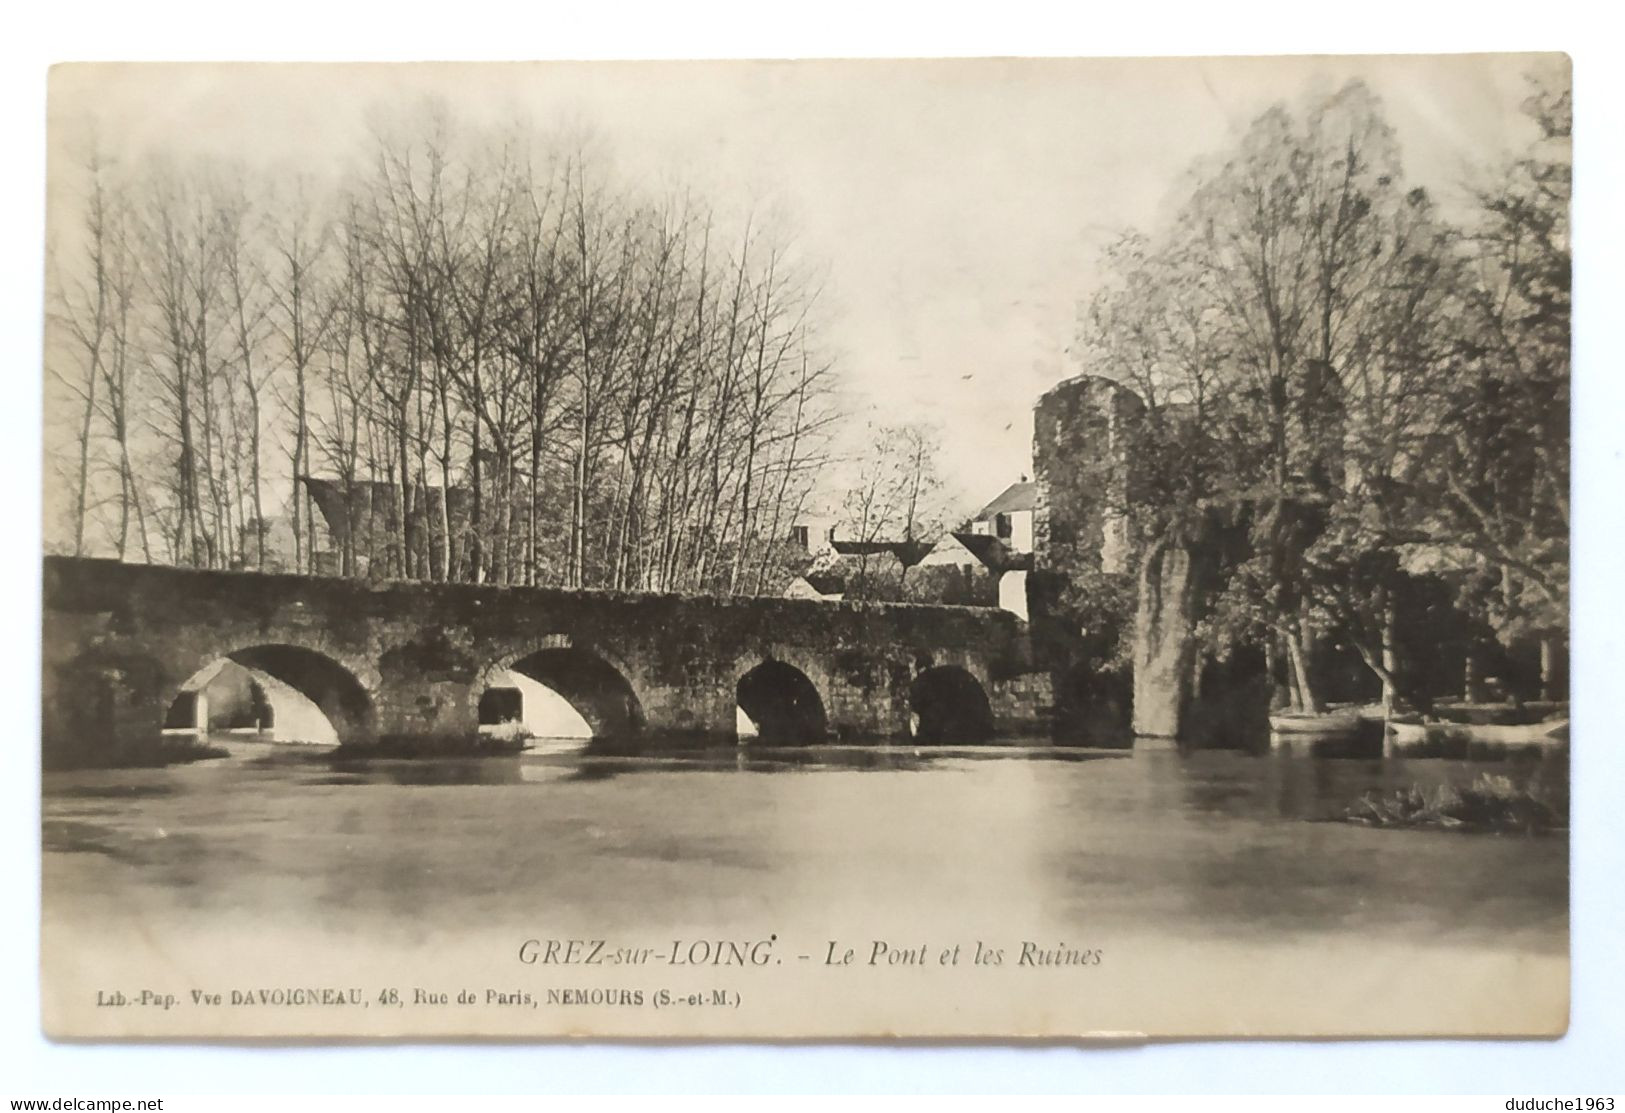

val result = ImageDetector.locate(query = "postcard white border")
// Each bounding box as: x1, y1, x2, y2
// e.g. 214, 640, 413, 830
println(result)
4, 0, 1622, 1094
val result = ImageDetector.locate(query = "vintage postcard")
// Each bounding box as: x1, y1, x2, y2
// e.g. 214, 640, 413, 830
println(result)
39, 56, 1570, 1040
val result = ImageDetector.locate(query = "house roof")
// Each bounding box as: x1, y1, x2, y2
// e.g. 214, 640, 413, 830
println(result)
785, 575, 844, 600
976, 480, 1038, 518
829, 538, 935, 568
801, 570, 850, 596
950, 532, 1033, 573
916, 534, 980, 568
830, 539, 895, 557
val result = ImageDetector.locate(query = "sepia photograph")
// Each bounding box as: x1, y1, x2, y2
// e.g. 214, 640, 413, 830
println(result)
37, 54, 1572, 1042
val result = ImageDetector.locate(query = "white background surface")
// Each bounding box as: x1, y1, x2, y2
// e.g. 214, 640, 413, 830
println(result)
3, 0, 1621, 1094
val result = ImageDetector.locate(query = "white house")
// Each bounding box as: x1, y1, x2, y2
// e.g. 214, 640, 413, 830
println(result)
786, 515, 839, 559
966, 479, 1037, 554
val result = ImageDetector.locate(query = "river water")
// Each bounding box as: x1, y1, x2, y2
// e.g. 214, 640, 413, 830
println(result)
40, 740, 1569, 1038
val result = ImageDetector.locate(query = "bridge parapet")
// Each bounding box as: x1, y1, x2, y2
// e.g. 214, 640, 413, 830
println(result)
42, 556, 1053, 761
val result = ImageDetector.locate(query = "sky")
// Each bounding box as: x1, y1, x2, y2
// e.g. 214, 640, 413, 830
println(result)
46, 55, 1557, 516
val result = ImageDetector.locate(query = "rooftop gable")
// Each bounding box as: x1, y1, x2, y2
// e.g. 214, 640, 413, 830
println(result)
976, 480, 1038, 518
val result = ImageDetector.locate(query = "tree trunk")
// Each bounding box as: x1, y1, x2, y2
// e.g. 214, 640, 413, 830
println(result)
72, 360, 99, 556
1539, 636, 1562, 702
114, 444, 130, 560
470, 412, 484, 584
1285, 626, 1322, 715
571, 385, 591, 588
249, 390, 265, 568
292, 362, 308, 574
1379, 596, 1398, 717
1132, 537, 1203, 739
1264, 635, 1287, 711
1464, 649, 1484, 703
396, 411, 412, 579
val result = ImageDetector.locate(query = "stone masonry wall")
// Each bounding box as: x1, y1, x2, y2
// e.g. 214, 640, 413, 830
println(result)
42, 557, 1046, 756
1032, 374, 1145, 576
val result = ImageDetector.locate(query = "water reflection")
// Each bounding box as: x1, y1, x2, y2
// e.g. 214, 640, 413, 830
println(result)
292, 742, 1133, 788
50, 783, 175, 800
41, 737, 1568, 956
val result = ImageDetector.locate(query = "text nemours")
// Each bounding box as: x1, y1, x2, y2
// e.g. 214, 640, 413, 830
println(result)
90, 935, 1105, 1014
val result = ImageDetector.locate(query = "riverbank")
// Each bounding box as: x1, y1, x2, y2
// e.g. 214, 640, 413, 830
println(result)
1342, 770, 1568, 835
1268, 703, 1569, 760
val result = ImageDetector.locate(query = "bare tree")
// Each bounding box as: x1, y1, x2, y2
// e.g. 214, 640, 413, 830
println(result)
267, 177, 338, 574
46, 104, 847, 599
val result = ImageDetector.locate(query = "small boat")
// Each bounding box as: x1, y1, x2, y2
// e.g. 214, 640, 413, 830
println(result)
1386, 720, 1430, 745
1268, 709, 1374, 756
1384, 717, 1568, 758
1461, 719, 1568, 747
1432, 702, 1566, 727
1267, 710, 1363, 736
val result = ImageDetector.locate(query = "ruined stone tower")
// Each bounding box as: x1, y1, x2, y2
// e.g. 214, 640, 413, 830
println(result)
1031, 374, 1145, 576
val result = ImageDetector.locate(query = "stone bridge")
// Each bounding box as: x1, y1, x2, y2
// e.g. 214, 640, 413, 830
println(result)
41, 556, 1053, 759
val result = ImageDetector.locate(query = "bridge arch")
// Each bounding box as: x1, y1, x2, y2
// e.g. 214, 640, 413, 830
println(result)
479, 646, 646, 743
42, 557, 1054, 755
736, 660, 829, 744
909, 665, 995, 743
163, 644, 376, 746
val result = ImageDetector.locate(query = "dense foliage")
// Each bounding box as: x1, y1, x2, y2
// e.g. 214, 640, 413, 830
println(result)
1080, 74, 1570, 711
